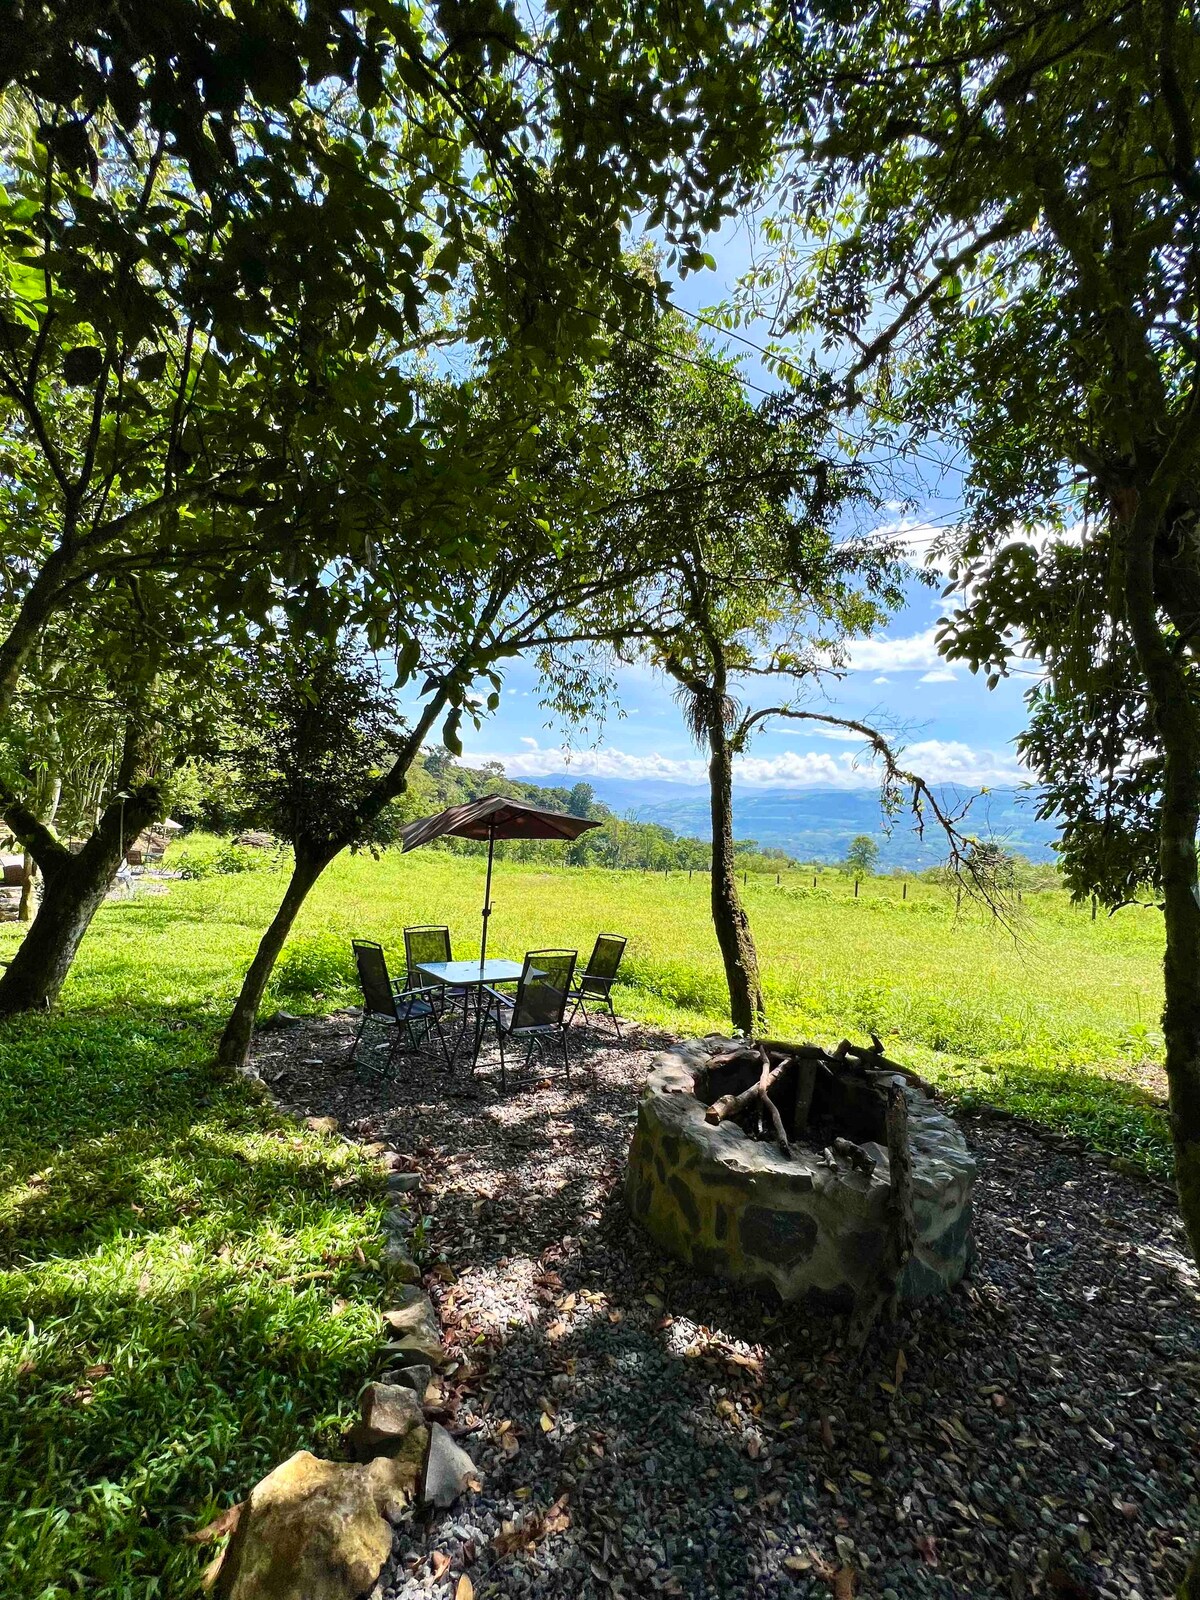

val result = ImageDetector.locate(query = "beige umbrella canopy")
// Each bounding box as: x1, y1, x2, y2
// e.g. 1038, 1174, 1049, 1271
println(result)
398, 795, 600, 962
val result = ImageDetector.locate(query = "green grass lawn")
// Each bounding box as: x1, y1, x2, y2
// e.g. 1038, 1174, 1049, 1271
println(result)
0, 843, 1173, 1596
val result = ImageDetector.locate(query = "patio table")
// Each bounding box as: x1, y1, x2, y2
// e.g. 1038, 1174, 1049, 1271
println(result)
415, 958, 530, 1071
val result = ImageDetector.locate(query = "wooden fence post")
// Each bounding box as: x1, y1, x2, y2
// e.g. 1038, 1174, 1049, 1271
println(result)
854, 879, 859, 898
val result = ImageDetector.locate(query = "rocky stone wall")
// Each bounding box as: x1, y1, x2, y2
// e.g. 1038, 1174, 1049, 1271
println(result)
625, 1040, 976, 1307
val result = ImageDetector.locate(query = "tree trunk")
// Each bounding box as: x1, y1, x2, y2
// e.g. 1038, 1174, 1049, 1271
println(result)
17, 773, 61, 924
216, 846, 330, 1071
707, 730, 765, 1035
17, 853, 36, 923
0, 790, 158, 1014
1123, 515, 1200, 1268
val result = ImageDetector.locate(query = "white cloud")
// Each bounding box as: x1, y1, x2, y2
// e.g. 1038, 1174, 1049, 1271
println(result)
918, 668, 958, 684
873, 675, 890, 684
465, 739, 1024, 791
846, 627, 944, 674
519, 736, 538, 749
803, 724, 872, 743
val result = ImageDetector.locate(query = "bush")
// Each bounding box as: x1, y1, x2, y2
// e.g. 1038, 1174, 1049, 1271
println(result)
176, 841, 282, 880
272, 934, 355, 1002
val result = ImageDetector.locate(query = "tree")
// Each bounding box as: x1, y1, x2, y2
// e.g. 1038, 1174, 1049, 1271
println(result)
757, 0, 1200, 1285
0, 1, 777, 1020
845, 834, 879, 877
212, 343, 700, 1069
599, 312, 901, 1031
0, 584, 234, 1011
216, 636, 410, 1040
567, 782, 596, 819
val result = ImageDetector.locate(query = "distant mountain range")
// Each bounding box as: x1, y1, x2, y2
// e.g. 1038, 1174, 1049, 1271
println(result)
516, 773, 1059, 867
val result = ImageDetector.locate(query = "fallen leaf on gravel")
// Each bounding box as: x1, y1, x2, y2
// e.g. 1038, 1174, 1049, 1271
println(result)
430, 1551, 451, 1581
783, 1554, 811, 1572
185, 1504, 242, 1544
733, 1486, 750, 1501
914, 1531, 938, 1567
894, 1348, 907, 1388
820, 1415, 835, 1450
455, 1579, 474, 1600
833, 1568, 857, 1599
645, 1293, 663, 1309
539, 1412, 554, 1433
493, 1495, 571, 1556
546, 1319, 568, 1340
558, 1292, 577, 1311
747, 1436, 761, 1459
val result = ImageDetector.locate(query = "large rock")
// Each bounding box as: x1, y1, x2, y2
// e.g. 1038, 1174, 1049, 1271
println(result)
365, 1429, 429, 1522
347, 1383, 424, 1460
625, 1042, 976, 1306
380, 1363, 433, 1396
381, 1288, 443, 1364
422, 1422, 479, 1510
381, 1241, 420, 1283
216, 1450, 396, 1600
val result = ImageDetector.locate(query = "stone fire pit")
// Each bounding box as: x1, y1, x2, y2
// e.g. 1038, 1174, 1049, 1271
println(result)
625, 1038, 976, 1307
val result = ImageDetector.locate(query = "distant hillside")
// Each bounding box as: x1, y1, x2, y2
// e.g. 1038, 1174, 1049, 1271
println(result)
509, 772, 1059, 868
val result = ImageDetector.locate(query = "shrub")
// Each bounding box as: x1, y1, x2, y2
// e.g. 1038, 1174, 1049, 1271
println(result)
272, 934, 354, 1002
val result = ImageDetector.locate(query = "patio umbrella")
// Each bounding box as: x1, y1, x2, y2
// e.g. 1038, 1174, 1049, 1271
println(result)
397, 795, 600, 964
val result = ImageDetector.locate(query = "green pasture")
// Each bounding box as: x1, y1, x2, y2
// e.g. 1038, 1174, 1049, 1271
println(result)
0, 840, 1174, 1596
9, 837, 1168, 1170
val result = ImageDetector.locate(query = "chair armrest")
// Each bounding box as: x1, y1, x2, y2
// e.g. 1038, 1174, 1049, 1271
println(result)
479, 984, 515, 1007
392, 987, 434, 1016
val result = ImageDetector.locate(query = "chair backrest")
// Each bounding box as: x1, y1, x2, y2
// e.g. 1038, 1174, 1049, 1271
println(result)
584, 932, 626, 988
352, 939, 397, 1019
512, 949, 577, 1032
404, 925, 452, 987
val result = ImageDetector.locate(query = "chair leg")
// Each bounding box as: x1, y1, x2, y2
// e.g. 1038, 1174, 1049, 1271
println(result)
497, 1022, 506, 1093
561, 1025, 570, 1084
347, 1011, 366, 1065
607, 994, 621, 1039
430, 1008, 451, 1071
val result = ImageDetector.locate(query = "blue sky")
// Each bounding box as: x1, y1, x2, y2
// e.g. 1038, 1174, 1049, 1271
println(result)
461, 221, 1038, 794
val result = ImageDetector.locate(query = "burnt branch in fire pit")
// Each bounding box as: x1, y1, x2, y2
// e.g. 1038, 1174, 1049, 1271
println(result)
705, 1051, 795, 1146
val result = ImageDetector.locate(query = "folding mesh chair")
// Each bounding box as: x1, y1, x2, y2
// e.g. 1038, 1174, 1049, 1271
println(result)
568, 933, 627, 1036
481, 949, 577, 1091
403, 925, 468, 1017
349, 939, 448, 1072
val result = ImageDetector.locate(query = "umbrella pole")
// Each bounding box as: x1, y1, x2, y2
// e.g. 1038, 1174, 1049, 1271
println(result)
480, 821, 495, 967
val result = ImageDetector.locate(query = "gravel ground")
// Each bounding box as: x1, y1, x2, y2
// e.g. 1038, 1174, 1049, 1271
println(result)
253, 1011, 1199, 1600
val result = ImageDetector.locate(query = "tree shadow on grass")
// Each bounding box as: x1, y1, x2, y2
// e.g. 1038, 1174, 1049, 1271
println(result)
0, 1010, 389, 1600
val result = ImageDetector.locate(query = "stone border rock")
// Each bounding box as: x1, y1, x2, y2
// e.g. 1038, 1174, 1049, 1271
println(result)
204, 1121, 480, 1600
625, 1038, 977, 1306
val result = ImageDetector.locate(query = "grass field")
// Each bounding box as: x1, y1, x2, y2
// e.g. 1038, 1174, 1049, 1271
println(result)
0, 841, 1174, 1596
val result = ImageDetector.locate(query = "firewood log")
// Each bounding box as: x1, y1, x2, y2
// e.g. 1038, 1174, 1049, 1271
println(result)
705, 1054, 794, 1156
